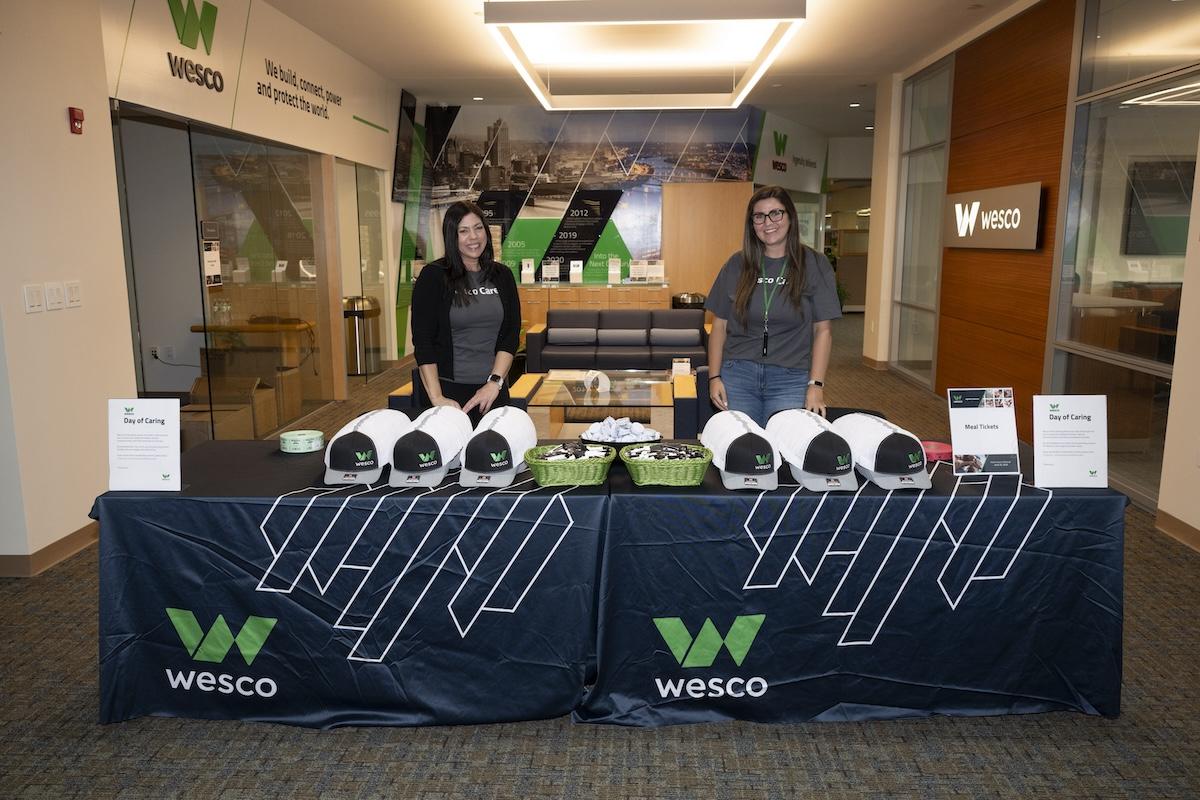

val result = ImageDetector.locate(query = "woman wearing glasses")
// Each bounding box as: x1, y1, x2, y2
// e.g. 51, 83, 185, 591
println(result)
411, 200, 520, 424
704, 185, 841, 426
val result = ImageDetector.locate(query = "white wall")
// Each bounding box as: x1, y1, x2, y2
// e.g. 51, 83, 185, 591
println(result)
864, 75, 904, 363
827, 138, 875, 181
0, 0, 136, 555
1157, 133, 1200, 532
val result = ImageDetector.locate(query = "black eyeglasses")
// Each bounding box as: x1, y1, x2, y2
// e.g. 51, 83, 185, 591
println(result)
751, 208, 786, 225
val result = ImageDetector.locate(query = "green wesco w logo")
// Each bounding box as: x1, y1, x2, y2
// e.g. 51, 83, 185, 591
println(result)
167, 0, 218, 55
653, 614, 765, 668
166, 608, 276, 666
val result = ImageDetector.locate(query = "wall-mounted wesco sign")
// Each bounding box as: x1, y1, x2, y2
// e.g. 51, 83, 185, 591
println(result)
943, 182, 1042, 250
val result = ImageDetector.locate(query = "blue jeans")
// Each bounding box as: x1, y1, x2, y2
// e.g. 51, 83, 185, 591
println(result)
721, 359, 809, 428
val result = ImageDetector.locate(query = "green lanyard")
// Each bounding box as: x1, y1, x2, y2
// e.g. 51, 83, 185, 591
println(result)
761, 258, 787, 357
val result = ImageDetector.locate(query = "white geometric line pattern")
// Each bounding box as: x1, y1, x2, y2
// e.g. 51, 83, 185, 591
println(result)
253, 475, 580, 663
741, 462, 1053, 646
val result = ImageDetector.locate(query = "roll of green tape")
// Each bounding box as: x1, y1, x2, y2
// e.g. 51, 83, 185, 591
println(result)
280, 430, 325, 454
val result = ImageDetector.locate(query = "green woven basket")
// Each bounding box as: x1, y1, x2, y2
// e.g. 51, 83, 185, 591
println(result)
524, 445, 616, 487
618, 443, 712, 487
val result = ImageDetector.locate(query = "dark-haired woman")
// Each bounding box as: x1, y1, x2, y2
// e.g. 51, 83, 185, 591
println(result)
704, 185, 841, 427
411, 200, 520, 424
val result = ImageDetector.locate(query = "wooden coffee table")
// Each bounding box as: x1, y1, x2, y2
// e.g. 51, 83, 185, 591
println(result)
524, 369, 676, 439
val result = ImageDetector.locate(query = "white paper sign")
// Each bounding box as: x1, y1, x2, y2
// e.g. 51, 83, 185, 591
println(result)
672, 358, 691, 377
109, 399, 181, 491
607, 258, 622, 284
1033, 395, 1108, 488
202, 240, 222, 286
947, 387, 1020, 475
541, 260, 560, 282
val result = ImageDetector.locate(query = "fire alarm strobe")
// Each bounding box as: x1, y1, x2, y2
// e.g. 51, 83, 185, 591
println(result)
324, 409, 413, 485
830, 413, 932, 491
390, 406, 473, 488
701, 410, 781, 491
69, 107, 84, 134
459, 407, 537, 488
766, 409, 859, 492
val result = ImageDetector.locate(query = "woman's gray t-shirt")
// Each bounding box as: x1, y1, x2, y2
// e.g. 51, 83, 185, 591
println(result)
704, 248, 841, 369
448, 270, 504, 383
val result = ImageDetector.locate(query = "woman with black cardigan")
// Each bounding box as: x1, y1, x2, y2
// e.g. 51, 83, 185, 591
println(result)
411, 200, 521, 424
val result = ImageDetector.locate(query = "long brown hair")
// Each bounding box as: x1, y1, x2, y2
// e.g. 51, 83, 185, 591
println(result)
441, 200, 497, 307
733, 185, 808, 327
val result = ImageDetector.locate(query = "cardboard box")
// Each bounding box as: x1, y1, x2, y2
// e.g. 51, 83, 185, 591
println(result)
275, 367, 302, 425
180, 403, 254, 451
190, 376, 278, 438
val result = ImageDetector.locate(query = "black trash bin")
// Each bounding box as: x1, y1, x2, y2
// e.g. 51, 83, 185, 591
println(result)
672, 292, 706, 309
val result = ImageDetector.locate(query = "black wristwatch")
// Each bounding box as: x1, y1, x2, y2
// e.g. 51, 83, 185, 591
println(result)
486, 373, 505, 387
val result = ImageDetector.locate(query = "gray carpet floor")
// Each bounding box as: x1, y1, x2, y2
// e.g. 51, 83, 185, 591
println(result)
3, 315, 1199, 799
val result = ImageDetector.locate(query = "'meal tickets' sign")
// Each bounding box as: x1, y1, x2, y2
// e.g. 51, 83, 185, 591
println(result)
108, 399, 181, 491
1033, 395, 1108, 488
947, 388, 1020, 476
943, 182, 1042, 250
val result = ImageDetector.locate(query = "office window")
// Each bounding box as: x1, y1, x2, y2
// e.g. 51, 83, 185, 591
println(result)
1052, 54, 1197, 504
1055, 71, 1198, 368
1079, 0, 1200, 95
891, 59, 952, 385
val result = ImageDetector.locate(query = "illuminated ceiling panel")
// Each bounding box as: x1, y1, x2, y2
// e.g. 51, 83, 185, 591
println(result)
484, 0, 805, 110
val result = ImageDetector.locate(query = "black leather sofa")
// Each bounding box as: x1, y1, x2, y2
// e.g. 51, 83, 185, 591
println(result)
525, 308, 707, 373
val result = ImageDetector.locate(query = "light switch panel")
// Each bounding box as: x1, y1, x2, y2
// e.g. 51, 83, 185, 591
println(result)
44, 281, 66, 311
65, 280, 82, 308
23, 284, 45, 313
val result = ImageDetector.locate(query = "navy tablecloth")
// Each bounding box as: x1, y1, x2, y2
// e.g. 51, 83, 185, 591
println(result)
94, 441, 606, 728
576, 461, 1126, 726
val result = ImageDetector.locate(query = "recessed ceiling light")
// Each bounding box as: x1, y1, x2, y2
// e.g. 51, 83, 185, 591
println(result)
771, 83, 783, 88
849, 102, 861, 108
865, 125, 874, 130
484, 0, 806, 110
473, 97, 484, 101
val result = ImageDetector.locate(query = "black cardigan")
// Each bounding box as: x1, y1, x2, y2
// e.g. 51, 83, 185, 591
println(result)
411, 258, 521, 381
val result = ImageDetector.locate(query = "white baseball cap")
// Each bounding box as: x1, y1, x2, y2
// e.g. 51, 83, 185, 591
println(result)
766, 409, 859, 492
459, 406, 538, 488
829, 413, 931, 490
324, 409, 413, 485
389, 406, 473, 488
700, 410, 780, 491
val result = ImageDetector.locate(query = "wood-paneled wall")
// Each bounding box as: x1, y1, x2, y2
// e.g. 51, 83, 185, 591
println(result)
936, 0, 1075, 441
662, 181, 754, 296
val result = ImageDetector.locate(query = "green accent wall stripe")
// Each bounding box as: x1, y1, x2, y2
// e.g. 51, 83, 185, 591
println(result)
353, 115, 389, 133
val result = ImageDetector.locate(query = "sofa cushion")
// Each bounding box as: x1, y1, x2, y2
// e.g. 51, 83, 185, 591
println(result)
598, 328, 647, 346
649, 327, 700, 346
541, 345, 595, 369
547, 327, 597, 345
594, 346, 652, 370
652, 309, 704, 329
547, 309, 599, 329
599, 309, 651, 330
651, 346, 707, 369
